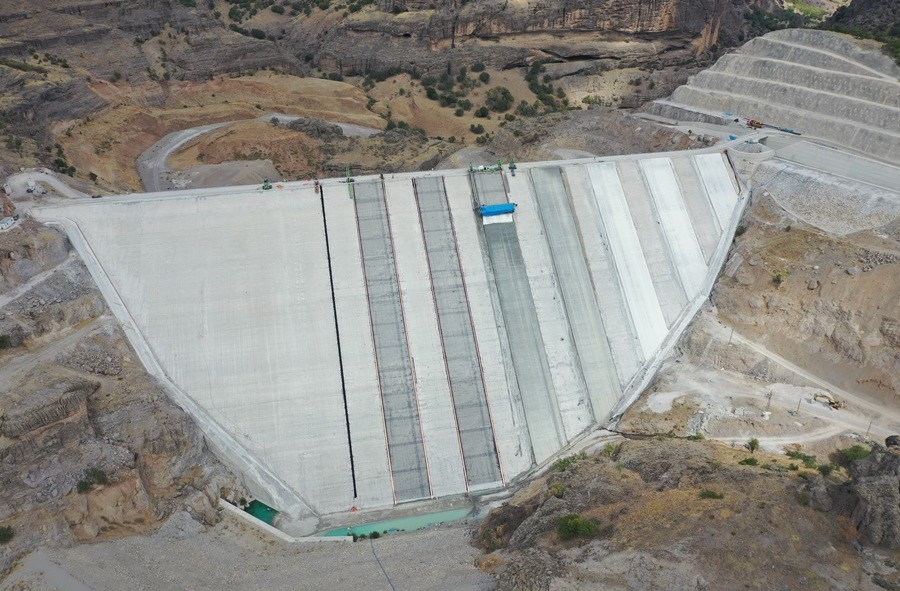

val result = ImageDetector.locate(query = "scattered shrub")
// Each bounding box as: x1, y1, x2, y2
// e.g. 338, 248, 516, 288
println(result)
471, 62, 485, 72
838, 445, 871, 463
601, 442, 617, 457
739, 457, 758, 466
271, 4, 285, 13
772, 269, 789, 285
548, 483, 565, 498
76, 480, 93, 494
735, 224, 746, 236
817, 463, 837, 477
0, 334, 12, 349
797, 491, 810, 506
686, 433, 705, 441
469, 123, 485, 134
788, 463, 799, 471
557, 514, 598, 540
478, 71, 490, 83
746, 438, 760, 454
552, 452, 587, 472
369, 531, 380, 539
0, 526, 13, 545
699, 489, 724, 500
787, 450, 817, 468
485, 86, 514, 112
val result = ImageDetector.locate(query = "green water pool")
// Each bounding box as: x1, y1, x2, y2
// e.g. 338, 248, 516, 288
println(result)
244, 500, 279, 525
322, 508, 473, 537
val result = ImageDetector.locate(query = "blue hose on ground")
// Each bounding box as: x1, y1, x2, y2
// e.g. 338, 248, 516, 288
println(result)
370, 537, 398, 591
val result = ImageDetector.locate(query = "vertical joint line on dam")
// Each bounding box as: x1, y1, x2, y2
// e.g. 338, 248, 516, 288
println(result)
319, 183, 358, 498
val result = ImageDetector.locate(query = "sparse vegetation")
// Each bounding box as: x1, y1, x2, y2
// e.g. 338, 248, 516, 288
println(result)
77, 466, 110, 493
0, 525, 13, 545
548, 482, 565, 498
787, 450, 817, 469
772, 269, 789, 285
557, 514, 598, 540
817, 463, 837, 477
686, 433, 705, 441
699, 489, 724, 500
745, 437, 760, 454
552, 452, 587, 472
739, 457, 758, 466
838, 444, 871, 463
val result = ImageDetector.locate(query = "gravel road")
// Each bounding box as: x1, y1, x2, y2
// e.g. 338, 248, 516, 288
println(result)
5, 510, 494, 591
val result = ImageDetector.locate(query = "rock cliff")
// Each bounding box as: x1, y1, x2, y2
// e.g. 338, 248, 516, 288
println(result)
0, 221, 241, 574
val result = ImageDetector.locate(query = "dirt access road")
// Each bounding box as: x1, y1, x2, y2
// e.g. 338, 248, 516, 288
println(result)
137, 113, 381, 192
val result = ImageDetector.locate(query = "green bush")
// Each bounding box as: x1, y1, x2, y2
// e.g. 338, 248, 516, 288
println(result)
469, 123, 484, 134
471, 62, 485, 72
250, 29, 266, 40
797, 491, 810, 506
686, 433, 705, 441
548, 483, 565, 498
699, 489, 724, 500
77, 480, 93, 494
746, 438, 760, 454
0, 525, 13, 544
485, 86, 514, 112
788, 463, 799, 471
557, 514, 598, 540
271, 4, 285, 13
738, 457, 758, 466
0, 334, 12, 349
838, 445, 871, 463
552, 452, 587, 472
787, 450, 817, 468
478, 71, 490, 83
817, 463, 837, 477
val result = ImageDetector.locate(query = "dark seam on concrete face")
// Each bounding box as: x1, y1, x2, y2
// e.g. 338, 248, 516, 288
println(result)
319, 183, 357, 498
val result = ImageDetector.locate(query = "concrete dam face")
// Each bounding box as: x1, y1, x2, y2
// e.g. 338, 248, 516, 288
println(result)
36, 150, 744, 529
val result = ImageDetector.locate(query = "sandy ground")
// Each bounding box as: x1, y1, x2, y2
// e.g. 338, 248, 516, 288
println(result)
1, 510, 493, 591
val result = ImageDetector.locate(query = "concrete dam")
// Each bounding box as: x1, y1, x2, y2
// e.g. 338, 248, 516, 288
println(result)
35, 149, 745, 531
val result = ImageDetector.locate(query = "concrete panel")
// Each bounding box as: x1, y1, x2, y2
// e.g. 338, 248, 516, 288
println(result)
45, 189, 354, 514
562, 164, 644, 387
414, 176, 502, 489
694, 153, 739, 229
353, 181, 432, 502
670, 157, 722, 262
528, 167, 622, 417
383, 179, 468, 498
482, 217, 565, 463
508, 173, 593, 441
321, 184, 394, 509
443, 175, 534, 480
586, 163, 668, 360
617, 161, 687, 325
640, 158, 708, 298
472, 172, 508, 206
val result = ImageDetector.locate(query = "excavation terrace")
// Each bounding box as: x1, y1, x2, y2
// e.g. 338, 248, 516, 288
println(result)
33, 147, 747, 535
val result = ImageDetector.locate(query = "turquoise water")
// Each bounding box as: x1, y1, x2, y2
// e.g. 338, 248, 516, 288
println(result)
244, 500, 279, 525
322, 508, 473, 537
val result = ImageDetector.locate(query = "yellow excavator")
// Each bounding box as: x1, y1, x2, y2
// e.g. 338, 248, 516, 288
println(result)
813, 392, 845, 410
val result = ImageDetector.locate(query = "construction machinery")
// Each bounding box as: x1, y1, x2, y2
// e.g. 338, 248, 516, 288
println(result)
813, 392, 845, 410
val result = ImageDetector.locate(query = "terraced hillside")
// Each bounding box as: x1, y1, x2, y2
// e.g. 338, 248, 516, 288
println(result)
651, 29, 900, 164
